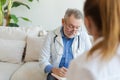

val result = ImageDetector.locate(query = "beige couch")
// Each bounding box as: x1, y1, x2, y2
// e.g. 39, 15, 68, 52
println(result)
0, 26, 47, 80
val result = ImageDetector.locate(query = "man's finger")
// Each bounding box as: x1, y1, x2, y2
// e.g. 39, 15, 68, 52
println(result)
62, 67, 68, 71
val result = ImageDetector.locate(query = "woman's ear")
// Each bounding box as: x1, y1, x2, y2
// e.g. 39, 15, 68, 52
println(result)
84, 17, 92, 34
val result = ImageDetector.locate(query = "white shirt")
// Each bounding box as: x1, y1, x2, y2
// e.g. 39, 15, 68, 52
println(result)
67, 38, 120, 80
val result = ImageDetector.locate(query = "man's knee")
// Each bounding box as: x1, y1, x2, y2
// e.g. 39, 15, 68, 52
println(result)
47, 73, 57, 80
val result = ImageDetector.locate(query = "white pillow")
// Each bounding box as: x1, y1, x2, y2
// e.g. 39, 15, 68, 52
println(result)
0, 39, 25, 63
24, 36, 45, 61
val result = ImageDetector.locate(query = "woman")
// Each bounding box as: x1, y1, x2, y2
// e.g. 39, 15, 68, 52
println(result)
67, 0, 120, 80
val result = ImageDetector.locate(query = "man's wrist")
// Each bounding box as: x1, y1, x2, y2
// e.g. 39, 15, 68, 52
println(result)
44, 65, 53, 73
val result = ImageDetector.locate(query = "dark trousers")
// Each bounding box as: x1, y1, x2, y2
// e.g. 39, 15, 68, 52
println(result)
47, 73, 58, 80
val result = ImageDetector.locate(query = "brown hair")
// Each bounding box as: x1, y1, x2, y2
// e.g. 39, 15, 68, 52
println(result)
84, 0, 120, 61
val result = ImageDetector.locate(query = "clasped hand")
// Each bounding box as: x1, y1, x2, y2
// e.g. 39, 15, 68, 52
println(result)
52, 67, 68, 77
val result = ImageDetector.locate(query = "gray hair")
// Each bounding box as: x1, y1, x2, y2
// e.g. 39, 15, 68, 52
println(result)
64, 8, 83, 19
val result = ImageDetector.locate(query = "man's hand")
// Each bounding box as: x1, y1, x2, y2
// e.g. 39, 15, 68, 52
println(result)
52, 67, 68, 77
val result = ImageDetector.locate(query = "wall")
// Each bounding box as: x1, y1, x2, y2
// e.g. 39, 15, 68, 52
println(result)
11, 0, 85, 30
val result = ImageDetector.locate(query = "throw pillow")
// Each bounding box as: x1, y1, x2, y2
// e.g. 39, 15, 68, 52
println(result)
0, 39, 25, 63
24, 36, 45, 61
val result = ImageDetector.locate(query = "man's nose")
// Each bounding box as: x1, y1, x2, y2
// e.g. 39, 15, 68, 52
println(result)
73, 27, 78, 31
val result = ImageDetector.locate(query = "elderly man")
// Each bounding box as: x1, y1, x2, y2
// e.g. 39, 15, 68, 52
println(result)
39, 8, 92, 80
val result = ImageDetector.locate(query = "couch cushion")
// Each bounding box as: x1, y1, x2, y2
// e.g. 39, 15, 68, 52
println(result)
24, 36, 45, 61
11, 62, 46, 80
0, 39, 25, 63
0, 62, 22, 80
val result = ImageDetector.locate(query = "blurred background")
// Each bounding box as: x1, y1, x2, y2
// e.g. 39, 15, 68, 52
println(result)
11, 0, 85, 30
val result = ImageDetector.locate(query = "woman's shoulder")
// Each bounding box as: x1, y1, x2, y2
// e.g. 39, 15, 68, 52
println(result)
67, 52, 96, 80
69, 46, 120, 80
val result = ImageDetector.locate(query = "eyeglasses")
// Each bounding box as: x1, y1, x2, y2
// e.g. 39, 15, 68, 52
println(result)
65, 23, 80, 30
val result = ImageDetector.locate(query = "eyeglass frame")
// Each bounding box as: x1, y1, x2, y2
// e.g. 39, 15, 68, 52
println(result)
64, 22, 80, 30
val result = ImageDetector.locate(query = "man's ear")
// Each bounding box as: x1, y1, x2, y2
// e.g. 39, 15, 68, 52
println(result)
62, 18, 65, 26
